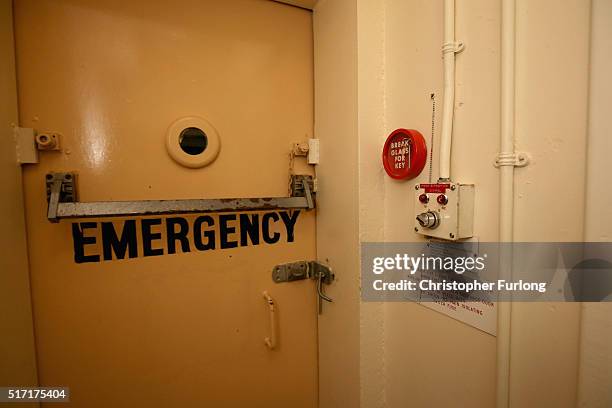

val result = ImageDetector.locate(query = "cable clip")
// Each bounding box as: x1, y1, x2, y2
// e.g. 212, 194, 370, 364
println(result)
494, 152, 530, 168
442, 41, 465, 55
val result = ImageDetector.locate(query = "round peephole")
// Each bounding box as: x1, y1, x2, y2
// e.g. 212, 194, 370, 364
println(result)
179, 127, 208, 155
166, 117, 220, 168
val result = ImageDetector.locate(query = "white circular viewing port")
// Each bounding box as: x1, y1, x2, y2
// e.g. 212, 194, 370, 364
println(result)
166, 116, 221, 168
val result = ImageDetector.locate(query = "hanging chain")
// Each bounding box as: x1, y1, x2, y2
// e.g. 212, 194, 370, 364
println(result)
429, 93, 436, 183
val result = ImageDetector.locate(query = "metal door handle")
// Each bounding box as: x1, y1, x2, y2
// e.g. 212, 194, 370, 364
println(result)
316, 271, 333, 315
262, 291, 277, 350
317, 273, 332, 303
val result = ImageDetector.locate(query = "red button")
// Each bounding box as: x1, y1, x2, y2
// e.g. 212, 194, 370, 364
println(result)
419, 194, 429, 204
437, 194, 448, 205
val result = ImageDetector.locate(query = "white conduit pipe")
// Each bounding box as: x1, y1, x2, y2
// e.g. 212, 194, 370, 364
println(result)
439, 0, 459, 181
497, 0, 516, 406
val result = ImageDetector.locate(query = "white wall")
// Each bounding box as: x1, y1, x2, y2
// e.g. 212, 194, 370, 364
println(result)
383, 0, 499, 406
357, 0, 386, 406
316, 0, 596, 407
369, 1, 590, 406
314, 1, 361, 407
509, 1, 590, 406
577, 1, 612, 407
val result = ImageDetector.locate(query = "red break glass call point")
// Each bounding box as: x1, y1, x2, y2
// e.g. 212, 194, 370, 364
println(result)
382, 129, 427, 180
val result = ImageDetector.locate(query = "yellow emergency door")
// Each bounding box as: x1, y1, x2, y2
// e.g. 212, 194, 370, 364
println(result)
14, 0, 318, 406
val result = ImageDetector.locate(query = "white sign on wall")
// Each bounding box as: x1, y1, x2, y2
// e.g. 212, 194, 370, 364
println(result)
419, 239, 497, 335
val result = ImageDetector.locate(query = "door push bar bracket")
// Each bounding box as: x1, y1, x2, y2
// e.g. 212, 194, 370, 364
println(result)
290, 175, 315, 209
46, 172, 77, 223
272, 260, 334, 314
45, 173, 316, 222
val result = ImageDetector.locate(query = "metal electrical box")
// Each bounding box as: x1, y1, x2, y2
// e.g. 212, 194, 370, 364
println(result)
414, 182, 475, 241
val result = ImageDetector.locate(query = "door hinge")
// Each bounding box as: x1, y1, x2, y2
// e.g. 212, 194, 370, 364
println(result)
14, 127, 63, 165
14, 126, 39, 164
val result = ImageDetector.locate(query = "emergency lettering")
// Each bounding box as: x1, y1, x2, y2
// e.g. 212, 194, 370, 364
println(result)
71, 210, 301, 263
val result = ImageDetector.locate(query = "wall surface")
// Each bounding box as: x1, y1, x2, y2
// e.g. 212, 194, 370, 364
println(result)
385, 0, 590, 406
356, 0, 386, 406
577, 0, 612, 406
383, 0, 498, 406
0, 0, 39, 400
314, 1, 361, 407
509, 1, 590, 406
315, 0, 595, 407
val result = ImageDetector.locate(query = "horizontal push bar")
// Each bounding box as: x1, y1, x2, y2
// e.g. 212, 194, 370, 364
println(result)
46, 172, 315, 222
52, 197, 311, 221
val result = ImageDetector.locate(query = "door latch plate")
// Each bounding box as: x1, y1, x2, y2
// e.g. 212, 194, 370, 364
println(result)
272, 260, 333, 283
272, 261, 310, 282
